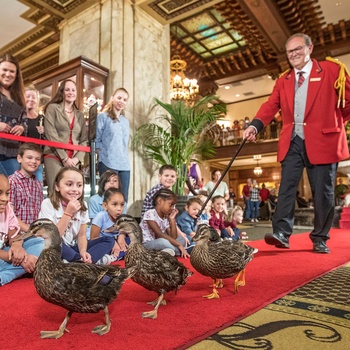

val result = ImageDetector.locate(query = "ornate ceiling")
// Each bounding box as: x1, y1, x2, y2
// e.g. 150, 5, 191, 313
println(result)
2, 0, 350, 94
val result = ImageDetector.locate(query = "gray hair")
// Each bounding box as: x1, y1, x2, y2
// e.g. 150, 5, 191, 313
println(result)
286, 33, 313, 47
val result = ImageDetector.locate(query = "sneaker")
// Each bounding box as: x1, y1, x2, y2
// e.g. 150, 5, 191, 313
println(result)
96, 254, 115, 265
251, 219, 254, 222
255, 218, 259, 222
62, 259, 69, 264
161, 248, 175, 256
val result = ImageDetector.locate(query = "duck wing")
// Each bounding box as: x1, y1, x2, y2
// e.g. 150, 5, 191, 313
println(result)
125, 244, 191, 294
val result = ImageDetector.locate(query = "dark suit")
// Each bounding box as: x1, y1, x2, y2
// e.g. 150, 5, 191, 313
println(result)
250, 59, 350, 242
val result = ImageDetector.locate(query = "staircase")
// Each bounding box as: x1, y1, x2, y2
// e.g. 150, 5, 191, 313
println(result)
339, 207, 350, 229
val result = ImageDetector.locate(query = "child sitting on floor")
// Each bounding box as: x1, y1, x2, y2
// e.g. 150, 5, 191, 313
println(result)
140, 188, 189, 258
209, 195, 231, 239
0, 174, 44, 286
90, 188, 130, 264
225, 205, 248, 241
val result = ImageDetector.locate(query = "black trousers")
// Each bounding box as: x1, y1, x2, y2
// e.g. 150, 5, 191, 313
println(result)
272, 136, 337, 242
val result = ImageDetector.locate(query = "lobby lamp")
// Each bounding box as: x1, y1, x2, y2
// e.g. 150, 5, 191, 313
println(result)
170, 26, 199, 103
253, 154, 263, 176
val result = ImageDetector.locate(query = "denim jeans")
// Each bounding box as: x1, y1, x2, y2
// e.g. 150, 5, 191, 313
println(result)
61, 235, 115, 263
0, 157, 20, 177
0, 237, 44, 286
144, 236, 186, 256
249, 201, 260, 219
98, 162, 130, 203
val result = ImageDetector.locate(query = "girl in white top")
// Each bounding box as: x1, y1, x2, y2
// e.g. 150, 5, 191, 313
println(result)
39, 167, 114, 263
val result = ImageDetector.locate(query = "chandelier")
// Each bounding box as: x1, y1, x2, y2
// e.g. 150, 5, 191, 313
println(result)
253, 155, 263, 176
170, 55, 199, 102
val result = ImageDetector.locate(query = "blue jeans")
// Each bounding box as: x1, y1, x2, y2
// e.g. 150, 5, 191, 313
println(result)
144, 236, 186, 256
244, 199, 251, 219
250, 201, 260, 219
220, 228, 230, 239
0, 237, 44, 286
0, 157, 20, 177
98, 162, 130, 203
61, 235, 115, 263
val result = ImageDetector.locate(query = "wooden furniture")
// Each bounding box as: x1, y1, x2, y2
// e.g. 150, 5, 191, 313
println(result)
32, 56, 109, 120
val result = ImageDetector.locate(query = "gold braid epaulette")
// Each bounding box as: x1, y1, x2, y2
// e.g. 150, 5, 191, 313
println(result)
278, 68, 291, 78
326, 56, 350, 108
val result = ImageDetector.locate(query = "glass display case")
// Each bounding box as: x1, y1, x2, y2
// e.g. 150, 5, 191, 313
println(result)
32, 56, 109, 122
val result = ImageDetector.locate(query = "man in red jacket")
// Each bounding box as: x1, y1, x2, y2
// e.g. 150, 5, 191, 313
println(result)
243, 33, 350, 254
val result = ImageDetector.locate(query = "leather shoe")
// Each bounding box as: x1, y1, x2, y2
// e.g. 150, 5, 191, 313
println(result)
265, 232, 290, 249
313, 241, 330, 254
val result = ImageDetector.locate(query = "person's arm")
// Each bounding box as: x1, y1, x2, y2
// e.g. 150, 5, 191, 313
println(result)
147, 220, 179, 246
8, 228, 26, 266
95, 113, 105, 151
89, 223, 102, 240
44, 104, 69, 161
56, 199, 82, 237
77, 223, 91, 263
73, 111, 88, 163
176, 213, 194, 236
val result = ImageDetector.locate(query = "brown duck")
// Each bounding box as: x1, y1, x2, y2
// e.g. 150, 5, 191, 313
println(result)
17, 218, 135, 339
190, 224, 257, 299
115, 214, 193, 319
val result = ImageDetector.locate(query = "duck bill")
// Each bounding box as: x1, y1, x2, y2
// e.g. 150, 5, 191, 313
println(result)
12, 230, 35, 242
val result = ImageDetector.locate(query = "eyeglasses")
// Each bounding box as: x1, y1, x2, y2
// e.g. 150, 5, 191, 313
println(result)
286, 45, 306, 56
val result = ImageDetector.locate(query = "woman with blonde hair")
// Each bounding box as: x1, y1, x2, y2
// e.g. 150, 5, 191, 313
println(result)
95, 87, 130, 203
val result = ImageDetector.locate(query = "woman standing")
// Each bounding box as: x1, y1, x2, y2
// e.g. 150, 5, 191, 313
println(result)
43, 79, 88, 193
25, 85, 44, 182
0, 54, 27, 176
202, 169, 229, 201
96, 87, 130, 203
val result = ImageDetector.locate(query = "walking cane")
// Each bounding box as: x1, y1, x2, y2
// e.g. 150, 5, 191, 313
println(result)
197, 138, 247, 218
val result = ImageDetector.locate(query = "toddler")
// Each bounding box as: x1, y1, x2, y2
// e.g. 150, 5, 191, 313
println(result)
225, 205, 248, 241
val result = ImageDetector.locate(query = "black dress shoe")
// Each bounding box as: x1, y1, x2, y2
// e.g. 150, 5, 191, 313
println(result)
313, 241, 330, 254
265, 232, 290, 248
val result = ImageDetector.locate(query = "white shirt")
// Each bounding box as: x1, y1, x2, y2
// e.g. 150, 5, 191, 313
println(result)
39, 198, 89, 246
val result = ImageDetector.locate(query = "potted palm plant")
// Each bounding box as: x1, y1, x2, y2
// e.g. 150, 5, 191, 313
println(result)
132, 95, 226, 195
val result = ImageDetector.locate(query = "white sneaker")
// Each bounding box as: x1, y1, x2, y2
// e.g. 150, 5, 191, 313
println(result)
255, 218, 259, 222
161, 248, 175, 256
62, 259, 69, 264
96, 254, 115, 265
251, 219, 254, 222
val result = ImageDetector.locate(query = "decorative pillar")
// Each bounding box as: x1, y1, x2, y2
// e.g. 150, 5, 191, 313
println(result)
59, 0, 170, 215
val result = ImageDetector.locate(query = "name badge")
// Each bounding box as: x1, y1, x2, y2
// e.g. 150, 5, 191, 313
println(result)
310, 78, 321, 82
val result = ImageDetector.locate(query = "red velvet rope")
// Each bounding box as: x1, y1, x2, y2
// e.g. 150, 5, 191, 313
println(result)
0, 132, 90, 152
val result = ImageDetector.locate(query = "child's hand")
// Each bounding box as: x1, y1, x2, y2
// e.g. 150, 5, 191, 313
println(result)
116, 234, 128, 252
80, 251, 92, 263
21, 254, 38, 273
112, 242, 121, 257
8, 243, 26, 266
65, 199, 81, 216
178, 245, 190, 259
169, 207, 179, 220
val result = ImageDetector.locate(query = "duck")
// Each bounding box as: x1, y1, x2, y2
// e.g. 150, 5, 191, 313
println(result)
115, 214, 193, 319
17, 218, 135, 339
190, 224, 257, 299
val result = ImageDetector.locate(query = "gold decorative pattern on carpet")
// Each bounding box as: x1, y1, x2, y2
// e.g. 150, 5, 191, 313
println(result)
189, 263, 350, 349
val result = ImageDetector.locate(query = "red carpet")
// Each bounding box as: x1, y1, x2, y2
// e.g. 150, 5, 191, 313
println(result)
2, 229, 349, 350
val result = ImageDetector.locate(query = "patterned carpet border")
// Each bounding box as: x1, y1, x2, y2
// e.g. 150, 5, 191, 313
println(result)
189, 263, 350, 349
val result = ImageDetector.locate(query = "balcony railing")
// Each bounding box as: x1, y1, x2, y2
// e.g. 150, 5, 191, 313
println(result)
215, 121, 282, 147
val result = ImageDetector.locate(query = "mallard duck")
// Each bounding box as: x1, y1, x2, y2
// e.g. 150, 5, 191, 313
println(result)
190, 224, 257, 299
115, 214, 193, 319
17, 218, 135, 339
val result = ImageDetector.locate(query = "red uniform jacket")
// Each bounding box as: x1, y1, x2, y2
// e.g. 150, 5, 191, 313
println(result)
251, 59, 350, 164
